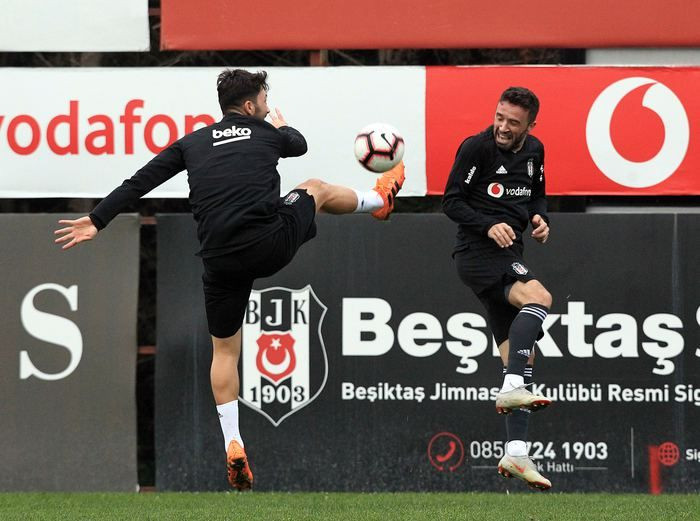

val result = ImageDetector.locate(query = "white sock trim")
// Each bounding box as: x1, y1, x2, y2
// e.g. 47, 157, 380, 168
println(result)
217, 399, 243, 451
506, 440, 528, 457
520, 305, 548, 321
352, 189, 383, 213
501, 374, 524, 393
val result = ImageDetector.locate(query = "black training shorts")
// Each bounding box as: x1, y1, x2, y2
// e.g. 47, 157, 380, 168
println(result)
454, 238, 537, 345
202, 189, 317, 338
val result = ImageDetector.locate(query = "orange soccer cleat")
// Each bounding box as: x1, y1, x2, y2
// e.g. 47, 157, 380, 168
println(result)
226, 440, 253, 491
371, 161, 405, 220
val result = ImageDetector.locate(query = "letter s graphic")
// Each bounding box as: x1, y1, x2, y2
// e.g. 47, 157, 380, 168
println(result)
20, 283, 83, 381
586, 77, 689, 188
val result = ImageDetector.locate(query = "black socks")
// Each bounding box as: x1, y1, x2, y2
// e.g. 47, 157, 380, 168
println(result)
505, 364, 534, 442
506, 304, 548, 377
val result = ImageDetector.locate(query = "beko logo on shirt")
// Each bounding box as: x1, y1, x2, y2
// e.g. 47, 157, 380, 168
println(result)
212, 125, 252, 146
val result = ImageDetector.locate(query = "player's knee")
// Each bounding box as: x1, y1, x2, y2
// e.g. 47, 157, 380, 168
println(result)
299, 179, 330, 208
297, 178, 325, 193
532, 287, 552, 308
211, 336, 241, 359
511, 281, 552, 309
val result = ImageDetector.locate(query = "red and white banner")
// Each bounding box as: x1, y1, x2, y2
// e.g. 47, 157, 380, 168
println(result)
2, 66, 700, 198
0, 0, 149, 52
0, 67, 426, 198
161, 0, 700, 50
426, 66, 700, 195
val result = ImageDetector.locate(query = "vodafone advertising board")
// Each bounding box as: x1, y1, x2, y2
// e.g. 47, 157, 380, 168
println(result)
0, 67, 426, 198
426, 66, 700, 195
2, 66, 699, 198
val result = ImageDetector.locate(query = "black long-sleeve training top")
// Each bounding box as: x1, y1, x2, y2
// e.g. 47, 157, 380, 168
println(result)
89, 113, 307, 257
442, 126, 548, 251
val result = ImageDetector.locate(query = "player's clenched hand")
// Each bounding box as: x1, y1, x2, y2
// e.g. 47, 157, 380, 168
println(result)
268, 108, 287, 129
488, 223, 516, 248
531, 214, 549, 244
54, 216, 98, 250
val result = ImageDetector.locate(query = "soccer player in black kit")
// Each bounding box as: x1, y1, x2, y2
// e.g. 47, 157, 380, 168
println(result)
442, 87, 553, 490
54, 69, 405, 491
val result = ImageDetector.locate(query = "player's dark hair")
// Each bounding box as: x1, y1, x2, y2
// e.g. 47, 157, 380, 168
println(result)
499, 86, 539, 123
217, 69, 269, 113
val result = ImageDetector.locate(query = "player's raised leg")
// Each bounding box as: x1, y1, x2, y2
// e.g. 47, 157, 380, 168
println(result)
496, 349, 551, 489
211, 330, 254, 490
295, 161, 405, 220
495, 280, 552, 414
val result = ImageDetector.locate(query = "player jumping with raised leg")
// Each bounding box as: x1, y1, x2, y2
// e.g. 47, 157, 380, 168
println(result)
54, 69, 405, 491
442, 86, 553, 490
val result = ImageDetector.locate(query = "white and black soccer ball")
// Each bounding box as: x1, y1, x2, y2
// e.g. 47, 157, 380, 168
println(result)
353, 123, 405, 173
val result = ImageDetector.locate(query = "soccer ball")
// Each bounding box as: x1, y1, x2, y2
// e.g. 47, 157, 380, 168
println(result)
353, 123, 405, 173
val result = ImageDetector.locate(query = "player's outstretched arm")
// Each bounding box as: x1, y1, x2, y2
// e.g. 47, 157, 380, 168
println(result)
54, 216, 98, 250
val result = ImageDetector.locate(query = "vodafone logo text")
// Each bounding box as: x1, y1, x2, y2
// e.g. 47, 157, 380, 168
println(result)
586, 77, 689, 188
0, 100, 216, 156
487, 183, 531, 198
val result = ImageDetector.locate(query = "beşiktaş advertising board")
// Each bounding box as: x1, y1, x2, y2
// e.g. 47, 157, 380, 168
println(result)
156, 213, 700, 492
0, 215, 140, 491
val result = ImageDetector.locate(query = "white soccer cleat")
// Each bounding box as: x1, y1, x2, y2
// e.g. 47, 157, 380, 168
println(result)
498, 453, 552, 490
495, 384, 551, 415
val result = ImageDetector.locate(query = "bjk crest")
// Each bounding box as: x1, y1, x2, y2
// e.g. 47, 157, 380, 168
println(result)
256, 332, 296, 382
511, 262, 529, 275
241, 286, 328, 426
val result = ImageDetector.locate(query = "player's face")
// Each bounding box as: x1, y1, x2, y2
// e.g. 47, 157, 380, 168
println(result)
493, 101, 535, 152
251, 89, 270, 121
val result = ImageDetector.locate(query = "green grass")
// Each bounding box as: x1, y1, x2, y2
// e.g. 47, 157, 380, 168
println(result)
0, 492, 698, 521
